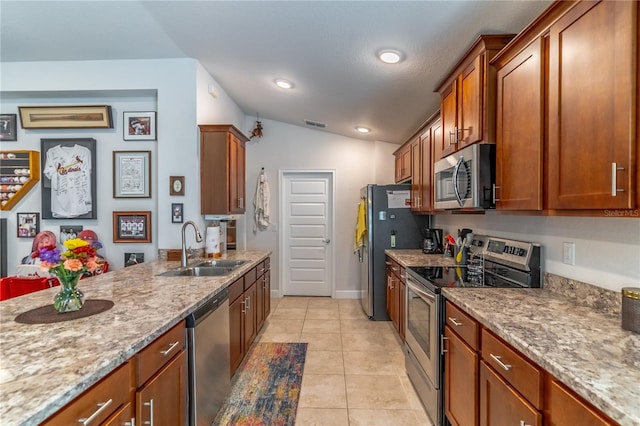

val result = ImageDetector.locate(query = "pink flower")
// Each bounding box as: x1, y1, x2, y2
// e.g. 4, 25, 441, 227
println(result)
86, 259, 98, 273
63, 259, 84, 272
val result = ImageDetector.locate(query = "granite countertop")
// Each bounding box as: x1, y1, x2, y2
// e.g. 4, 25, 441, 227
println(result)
386, 248, 639, 425
0, 250, 270, 426
385, 249, 458, 267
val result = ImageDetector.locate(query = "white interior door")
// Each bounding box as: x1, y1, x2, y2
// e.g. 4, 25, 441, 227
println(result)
280, 171, 334, 296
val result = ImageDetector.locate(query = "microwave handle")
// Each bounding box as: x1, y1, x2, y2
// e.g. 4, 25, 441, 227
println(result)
452, 156, 464, 207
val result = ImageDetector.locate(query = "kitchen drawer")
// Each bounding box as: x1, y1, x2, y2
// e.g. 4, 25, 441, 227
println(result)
136, 321, 185, 387
41, 361, 132, 426
228, 276, 244, 304
446, 301, 480, 351
546, 377, 616, 426
481, 329, 543, 409
244, 266, 257, 289
256, 261, 266, 276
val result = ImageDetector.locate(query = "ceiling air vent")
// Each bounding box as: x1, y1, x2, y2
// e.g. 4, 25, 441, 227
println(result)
304, 119, 326, 129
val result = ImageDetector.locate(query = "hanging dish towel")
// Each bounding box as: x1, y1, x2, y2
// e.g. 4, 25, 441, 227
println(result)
253, 169, 271, 233
354, 198, 366, 252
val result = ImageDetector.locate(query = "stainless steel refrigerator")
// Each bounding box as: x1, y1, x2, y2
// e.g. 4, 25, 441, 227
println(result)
358, 184, 430, 320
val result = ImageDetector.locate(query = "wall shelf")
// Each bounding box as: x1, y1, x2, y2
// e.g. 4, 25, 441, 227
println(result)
0, 150, 40, 211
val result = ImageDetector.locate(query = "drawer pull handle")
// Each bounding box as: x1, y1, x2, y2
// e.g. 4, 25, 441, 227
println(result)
160, 341, 180, 356
124, 419, 135, 426
520, 421, 531, 426
143, 399, 154, 425
490, 353, 511, 371
448, 317, 463, 326
78, 398, 113, 425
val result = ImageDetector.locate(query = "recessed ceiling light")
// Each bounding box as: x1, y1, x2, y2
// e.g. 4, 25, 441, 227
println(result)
275, 79, 294, 89
378, 49, 404, 64
356, 126, 371, 134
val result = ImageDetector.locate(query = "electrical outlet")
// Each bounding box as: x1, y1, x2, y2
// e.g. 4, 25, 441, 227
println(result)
562, 242, 575, 265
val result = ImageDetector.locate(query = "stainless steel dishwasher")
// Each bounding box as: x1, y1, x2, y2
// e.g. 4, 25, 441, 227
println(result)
186, 287, 230, 426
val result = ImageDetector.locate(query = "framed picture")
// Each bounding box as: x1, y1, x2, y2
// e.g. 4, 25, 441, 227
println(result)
124, 252, 145, 267
171, 203, 184, 223
123, 111, 157, 141
17, 212, 40, 238
59, 225, 83, 243
41, 138, 97, 220
170, 176, 185, 196
113, 211, 151, 243
19, 105, 112, 129
113, 151, 151, 198
0, 114, 17, 141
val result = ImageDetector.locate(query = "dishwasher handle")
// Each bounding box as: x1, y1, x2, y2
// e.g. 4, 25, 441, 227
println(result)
186, 287, 229, 327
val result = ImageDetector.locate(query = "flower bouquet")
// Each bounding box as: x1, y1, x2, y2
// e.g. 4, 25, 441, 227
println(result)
35, 237, 102, 313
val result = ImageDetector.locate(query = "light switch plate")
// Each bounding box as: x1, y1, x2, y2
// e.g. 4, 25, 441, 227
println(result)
562, 242, 575, 265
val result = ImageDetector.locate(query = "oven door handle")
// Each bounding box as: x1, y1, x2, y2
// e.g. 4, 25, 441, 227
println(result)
452, 155, 464, 207
407, 277, 436, 302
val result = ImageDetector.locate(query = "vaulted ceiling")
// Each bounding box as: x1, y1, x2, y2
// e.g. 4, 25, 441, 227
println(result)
0, 1, 552, 144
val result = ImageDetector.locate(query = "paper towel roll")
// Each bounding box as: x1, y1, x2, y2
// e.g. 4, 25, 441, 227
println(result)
205, 226, 221, 257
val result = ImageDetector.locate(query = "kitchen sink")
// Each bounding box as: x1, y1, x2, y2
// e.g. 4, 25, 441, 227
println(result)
158, 266, 236, 277
191, 259, 248, 268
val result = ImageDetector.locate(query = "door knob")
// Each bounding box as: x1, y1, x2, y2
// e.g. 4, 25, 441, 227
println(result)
322, 238, 330, 243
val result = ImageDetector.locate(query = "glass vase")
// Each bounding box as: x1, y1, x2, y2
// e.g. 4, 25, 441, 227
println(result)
53, 274, 85, 313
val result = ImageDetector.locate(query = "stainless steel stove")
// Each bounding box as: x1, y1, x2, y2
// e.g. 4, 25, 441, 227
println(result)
404, 235, 541, 426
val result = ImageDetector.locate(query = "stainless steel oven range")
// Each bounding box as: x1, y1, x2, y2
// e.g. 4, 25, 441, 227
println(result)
404, 235, 541, 426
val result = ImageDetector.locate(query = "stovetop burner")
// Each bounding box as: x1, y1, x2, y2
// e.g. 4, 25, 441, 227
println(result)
407, 234, 541, 291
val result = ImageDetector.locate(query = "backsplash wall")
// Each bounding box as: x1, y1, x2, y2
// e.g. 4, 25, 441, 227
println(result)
434, 212, 640, 292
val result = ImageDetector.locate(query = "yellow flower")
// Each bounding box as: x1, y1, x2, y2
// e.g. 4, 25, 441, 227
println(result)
64, 238, 89, 250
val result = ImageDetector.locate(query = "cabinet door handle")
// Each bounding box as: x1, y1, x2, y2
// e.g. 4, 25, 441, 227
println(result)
77, 398, 113, 425
492, 184, 500, 202
490, 353, 512, 371
160, 341, 180, 356
520, 421, 531, 426
441, 334, 448, 355
143, 399, 154, 425
611, 162, 625, 196
241, 298, 246, 314
246, 295, 250, 310
449, 127, 458, 145
124, 419, 135, 426
238, 197, 244, 209
448, 316, 463, 326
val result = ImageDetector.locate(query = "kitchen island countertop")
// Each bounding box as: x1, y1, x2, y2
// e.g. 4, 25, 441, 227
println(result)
0, 250, 270, 426
386, 249, 639, 425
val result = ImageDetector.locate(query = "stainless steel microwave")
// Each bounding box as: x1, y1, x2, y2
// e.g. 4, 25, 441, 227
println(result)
433, 144, 495, 210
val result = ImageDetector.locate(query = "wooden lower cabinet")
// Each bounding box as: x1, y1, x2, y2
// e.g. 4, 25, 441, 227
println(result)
229, 257, 272, 377
444, 326, 479, 426
385, 257, 406, 341
480, 361, 542, 426
41, 361, 133, 426
136, 350, 187, 426
445, 301, 618, 426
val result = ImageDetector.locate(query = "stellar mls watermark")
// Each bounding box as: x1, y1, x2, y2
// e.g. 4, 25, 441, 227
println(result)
603, 209, 640, 217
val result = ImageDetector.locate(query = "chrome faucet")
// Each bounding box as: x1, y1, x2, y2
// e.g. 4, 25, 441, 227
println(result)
181, 221, 203, 267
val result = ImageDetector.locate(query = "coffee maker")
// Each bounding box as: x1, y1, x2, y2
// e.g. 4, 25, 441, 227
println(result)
422, 228, 443, 254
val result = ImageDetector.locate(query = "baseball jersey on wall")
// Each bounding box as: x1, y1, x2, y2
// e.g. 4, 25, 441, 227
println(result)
43, 144, 92, 218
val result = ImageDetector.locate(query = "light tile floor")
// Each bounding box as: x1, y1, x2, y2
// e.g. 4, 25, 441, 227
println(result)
254, 297, 433, 426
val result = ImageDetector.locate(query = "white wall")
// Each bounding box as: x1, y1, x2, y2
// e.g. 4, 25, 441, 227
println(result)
1, 58, 244, 274
243, 117, 397, 297
435, 213, 640, 292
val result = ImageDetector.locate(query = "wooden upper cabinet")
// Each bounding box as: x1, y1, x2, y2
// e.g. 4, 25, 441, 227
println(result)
431, 118, 444, 168
394, 143, 412, 183
436, 35, 514, 159
494, 37, 545, 211
418, 125, 433, 213
547, 0, 637, 210
410, 135, 422, 211
199, 124, 249, 214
